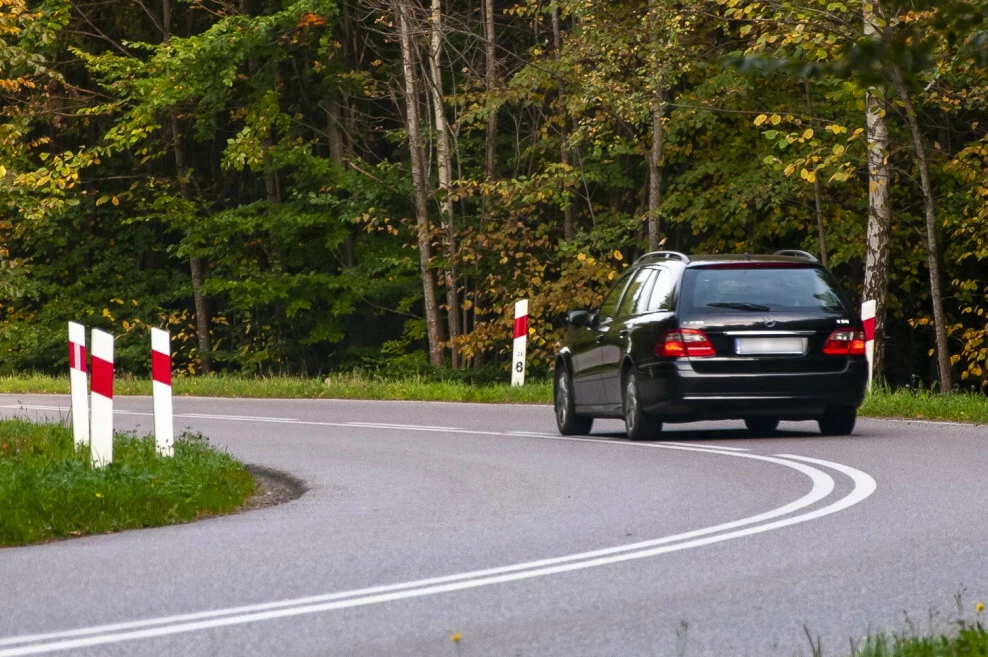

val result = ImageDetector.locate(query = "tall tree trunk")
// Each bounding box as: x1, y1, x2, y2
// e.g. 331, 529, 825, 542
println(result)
428, 0, 460, 368
647, 87, 665, 252
395, 0, 443, 366
483, 0, 497, 184
475, 0, 498, 368
646, 0, 665, 253
551, 6, 575, 242
890, 64, 952, 392
862, 2, 891, 386
805, 80, 827, 266
163, 0, 212, 374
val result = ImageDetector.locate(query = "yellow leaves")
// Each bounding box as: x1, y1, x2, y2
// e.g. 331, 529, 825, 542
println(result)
770, 114, 782, 125
783, 163, 796, 177
832, 144, 846, 156
111, 196, 119, 207
577, 253, 587, 262
827, 124, 842, 135
0, 165, 5, 176
753, 114, 768, 126
802, 128, 814, 140
613, 250, 623, 261
608, 271, 616, 281
800, 168, 816, 183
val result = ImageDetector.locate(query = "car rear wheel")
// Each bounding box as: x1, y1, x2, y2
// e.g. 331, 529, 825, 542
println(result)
555, 366, 593, 435
818, 406, 857, 435
623, 369, 662, 441
744, 417, 779, 434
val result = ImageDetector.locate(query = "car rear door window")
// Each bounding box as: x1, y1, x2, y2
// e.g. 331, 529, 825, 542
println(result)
645, 268, 676, 312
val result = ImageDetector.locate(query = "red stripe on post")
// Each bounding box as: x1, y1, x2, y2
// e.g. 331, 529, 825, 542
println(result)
862, 317, 876, 341
152, 350, 172, 386
68, 344, 87, 373
91, 356, 114, 399
513, 315, 528, 339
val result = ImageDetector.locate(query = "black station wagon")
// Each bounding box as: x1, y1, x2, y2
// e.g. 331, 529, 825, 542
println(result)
553, 250, 869, 439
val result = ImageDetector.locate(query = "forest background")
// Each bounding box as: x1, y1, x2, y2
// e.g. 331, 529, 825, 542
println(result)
1, 0, 986, 391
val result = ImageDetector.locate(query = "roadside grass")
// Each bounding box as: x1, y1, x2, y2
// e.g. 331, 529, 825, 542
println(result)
0, 372, 554, 404
856, 623, 988, 656
859, 386, 988, 424
0, 419, 254, 546
1, 373, 987, 423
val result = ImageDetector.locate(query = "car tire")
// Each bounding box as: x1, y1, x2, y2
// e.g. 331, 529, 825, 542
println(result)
623, 369, 662, 441
555, 365, 593, 436
818, 406, 857, 435
744, 417, 779, 434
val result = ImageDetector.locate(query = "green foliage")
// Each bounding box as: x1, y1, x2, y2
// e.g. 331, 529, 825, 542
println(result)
1, 0, 988, 390
0, 420, 253, 546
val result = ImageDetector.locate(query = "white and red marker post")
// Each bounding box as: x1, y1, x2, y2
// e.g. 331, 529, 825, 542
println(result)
511, 299, 529, 387
68, 322, 90, 448
151, 328, 174, 457
861, 299, 877, 390
90, 329, 114, 467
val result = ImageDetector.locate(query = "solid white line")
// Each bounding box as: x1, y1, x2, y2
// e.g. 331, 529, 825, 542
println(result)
655, 441, 749, 451
0, 453, 876, 656
0, 446, 842, 653
348, 422, 462, 431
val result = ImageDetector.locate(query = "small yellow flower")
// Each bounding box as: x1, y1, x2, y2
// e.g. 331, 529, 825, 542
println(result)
95, 492, 103, 498
977, 602, 985, 614
450, 633, 462, 643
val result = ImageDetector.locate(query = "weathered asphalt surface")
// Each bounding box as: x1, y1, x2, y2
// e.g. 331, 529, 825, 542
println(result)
0, 394, 985, 657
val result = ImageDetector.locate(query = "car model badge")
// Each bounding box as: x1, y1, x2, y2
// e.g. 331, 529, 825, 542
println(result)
763, 320, 777, 328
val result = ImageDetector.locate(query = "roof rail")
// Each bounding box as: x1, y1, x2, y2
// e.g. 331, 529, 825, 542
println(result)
633, 251, 690, 266
773, 249, 818, 262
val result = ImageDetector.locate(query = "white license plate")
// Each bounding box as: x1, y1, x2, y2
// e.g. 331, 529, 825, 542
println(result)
735, 337, 807, 355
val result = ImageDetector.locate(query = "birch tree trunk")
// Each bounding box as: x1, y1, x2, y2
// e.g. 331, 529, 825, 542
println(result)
395, 0, 443, 366
862, 2, 891, 386
889, 64, 952, 391
428, 0, 460, 367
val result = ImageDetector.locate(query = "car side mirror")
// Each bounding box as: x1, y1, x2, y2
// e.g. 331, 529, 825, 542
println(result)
567, 309, 592, 328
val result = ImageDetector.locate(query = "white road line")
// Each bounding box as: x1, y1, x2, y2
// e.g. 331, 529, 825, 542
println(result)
0, 449, 877, 656
349, 422, 463, 431
656, 441, 749, 451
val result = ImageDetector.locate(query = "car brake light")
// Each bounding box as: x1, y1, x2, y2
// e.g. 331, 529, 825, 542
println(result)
822, 328, 866, 355
657, 329, 716, 358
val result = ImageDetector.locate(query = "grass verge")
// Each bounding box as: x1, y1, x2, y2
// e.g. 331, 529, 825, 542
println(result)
0, 419, 254, 547
1, 373, 987, 423
851, 617, 987, 657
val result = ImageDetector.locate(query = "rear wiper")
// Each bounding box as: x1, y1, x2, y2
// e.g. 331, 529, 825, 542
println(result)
707, 302, 771, 312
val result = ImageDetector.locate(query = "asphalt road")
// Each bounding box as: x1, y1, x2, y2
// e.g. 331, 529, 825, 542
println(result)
0, 394, 985, 657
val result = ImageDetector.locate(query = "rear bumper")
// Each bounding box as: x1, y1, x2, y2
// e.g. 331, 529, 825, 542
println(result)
638, 357, 868, 421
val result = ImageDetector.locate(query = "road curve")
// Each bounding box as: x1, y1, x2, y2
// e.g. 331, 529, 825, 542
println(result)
0, 395, 985, 657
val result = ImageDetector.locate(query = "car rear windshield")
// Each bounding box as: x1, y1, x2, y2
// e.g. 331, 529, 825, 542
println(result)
679, 265, 849, 315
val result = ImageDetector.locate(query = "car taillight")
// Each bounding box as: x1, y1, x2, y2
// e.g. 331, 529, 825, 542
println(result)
822, 329, 866, 356
657, 329, 716, 358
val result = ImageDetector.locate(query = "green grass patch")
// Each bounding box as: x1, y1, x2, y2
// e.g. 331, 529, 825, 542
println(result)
0, 419, 254, 546
2, 373, 988, 424
0, 372, 553, 403
860, 387, 988, 424
852, 619, 987, 657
